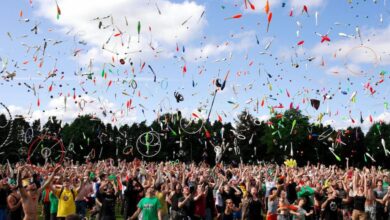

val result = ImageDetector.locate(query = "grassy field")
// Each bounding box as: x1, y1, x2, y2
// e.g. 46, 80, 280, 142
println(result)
37, 204, 126, 220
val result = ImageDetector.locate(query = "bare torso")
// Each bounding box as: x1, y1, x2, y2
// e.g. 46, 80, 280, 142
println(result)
21, 191, 39, 220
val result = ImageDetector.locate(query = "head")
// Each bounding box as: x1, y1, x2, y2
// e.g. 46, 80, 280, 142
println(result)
9, 184, 17, 192
377, 180, 383, 190
248, 186, 257, 197
225, 199, 234, 208
154, 183, 162, 192
26, 182, 37, 192
146, 187, 155, 197
183, 186, 190, 196
280, 189, 286, 198
223, 185, 231, 193
63, 178, 71, 188
175, 183, 182, 193
104, 183, 115, 195
270, 187, 277, 196
337, 181, 343, 189
298, 197, 306, 207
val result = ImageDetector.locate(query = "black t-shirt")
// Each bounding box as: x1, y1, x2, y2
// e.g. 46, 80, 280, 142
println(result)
99, 192, 116, 219
323, 197, 342, 220
124, 183, 143, 216
286, 182, 297, 204
171, 192, 183, 211
314, 191, 325, 205
338, 189, 347, 209
0, 188, 8, 209
178, 196, 195, 218
222, 212, 234, 220
221, 188, 241, 208
247, 198, 262, 220
353, 195, 366, 211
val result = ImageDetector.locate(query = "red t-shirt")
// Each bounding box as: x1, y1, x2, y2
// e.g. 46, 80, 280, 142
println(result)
194, 194, 206, 217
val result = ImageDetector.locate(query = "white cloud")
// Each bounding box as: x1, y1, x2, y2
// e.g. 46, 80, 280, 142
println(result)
240, 0, 281, 14
323, 111, 390, 133
291, 0, 325, 9
34, 0, 206, 65
312, 25, 390, 76
7, 95, 137, 126
184, 31, 256, 62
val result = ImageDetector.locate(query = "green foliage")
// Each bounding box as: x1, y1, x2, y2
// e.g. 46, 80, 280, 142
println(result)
0, 111, 389, 168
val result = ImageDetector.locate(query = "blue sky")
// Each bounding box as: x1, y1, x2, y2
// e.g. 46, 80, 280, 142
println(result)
0, 0, 389, 131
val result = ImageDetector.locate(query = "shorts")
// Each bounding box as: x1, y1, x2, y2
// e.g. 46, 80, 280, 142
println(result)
365, 206, 375, 220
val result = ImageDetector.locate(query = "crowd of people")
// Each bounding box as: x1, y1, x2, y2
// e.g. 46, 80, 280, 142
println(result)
0, 158, 390, 220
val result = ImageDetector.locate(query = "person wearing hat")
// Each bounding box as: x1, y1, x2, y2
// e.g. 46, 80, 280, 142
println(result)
52, 175, 84, 220
17, 165, 61, 220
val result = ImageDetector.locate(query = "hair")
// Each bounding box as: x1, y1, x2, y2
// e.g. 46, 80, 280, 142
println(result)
269, 187, 277, 195
154, 183, 162, 191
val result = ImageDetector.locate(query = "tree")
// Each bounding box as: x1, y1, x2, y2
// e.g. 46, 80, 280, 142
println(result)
261, 109, 310, 165
365, 122, 390, 167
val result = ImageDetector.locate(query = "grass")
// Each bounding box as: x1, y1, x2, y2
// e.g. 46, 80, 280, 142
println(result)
37, 203, 125, 220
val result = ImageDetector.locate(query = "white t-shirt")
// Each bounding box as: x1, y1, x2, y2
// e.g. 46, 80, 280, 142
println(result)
265, 181, 275, 197
215, 190, 223, 207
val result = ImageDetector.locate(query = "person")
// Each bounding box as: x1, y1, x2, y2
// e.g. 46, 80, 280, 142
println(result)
130, 187, 162, 220
124, 176, 144, 220
49, 190, 58, 220
0, 179, 8, 220
290, 198, 313, 220
40, 184, 51, 220
96, 180, 118, 220
193, 184, 207, 220
52, 176, 83, 220
75, 174, 93, 219
313, 183, 325, 220
321, 187, 342, 220
351, 171, 367, 220
7, 184, 23, 220
246, 187, 262, 220
222, 199, 240, 220
267, 187, 278, 220
178, 186, 195, 220
17, 165, 61, 220
155, 183, 169, 220
277, 190, 290, 220
167, 183, 183, 220
374, 179, 387, 220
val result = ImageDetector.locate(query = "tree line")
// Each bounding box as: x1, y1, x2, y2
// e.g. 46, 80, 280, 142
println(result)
0, 109, 389, 168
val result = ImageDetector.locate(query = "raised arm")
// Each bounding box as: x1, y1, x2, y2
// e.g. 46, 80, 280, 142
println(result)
352, 171, 358, 195
39, 165, 61, 194
17, 166, 28, 199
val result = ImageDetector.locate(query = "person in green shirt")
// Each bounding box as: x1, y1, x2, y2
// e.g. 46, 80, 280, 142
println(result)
49, 191, 58, 220
130, 187, 162, 220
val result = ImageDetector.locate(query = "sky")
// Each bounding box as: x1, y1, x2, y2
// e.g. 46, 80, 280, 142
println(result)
0, 0, 389, 132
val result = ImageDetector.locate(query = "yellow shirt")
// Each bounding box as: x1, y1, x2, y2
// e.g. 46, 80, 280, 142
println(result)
156, 191, 168, 216
54, 188, 78, 217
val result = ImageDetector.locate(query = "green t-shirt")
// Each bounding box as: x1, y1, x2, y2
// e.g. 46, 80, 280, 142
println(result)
137, 197, 161, 220
49, 192, 59, 214
383, 181, 389, 191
